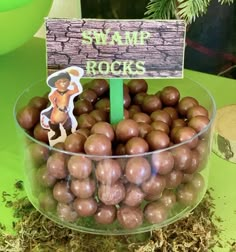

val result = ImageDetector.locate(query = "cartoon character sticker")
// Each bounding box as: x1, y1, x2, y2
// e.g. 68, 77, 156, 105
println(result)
41, 66, 84, 146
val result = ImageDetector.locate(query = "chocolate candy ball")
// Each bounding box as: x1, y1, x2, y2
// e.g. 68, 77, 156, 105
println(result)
57, 203, 78, 222
151, 121, 170, 135
163, 107, 179, 120
96, 159, 122, 185
116, 119, 139, 142
114, 143, 126, 155
159, 189, 176, 209
171, 145, 192, 170
89, 109, 108, 122
33, 123, 49, 143
132, 92, 147, 106
188, 116, 210, 133
144, 202, 168, 224
74, 99, 93, 116
184, 150, 200, 174
28, 96, 48, 110
125, 137, 149, 155
165, 170, 183, 189
146, 130, 170, 150
28, 143, 49, 167
84, 133, 112, 156
138, 122, 153, 138
17, 105, 40, 130
177, 184, 198, 206
178, 96, 199, 116
125, 157, 151, 185
79, 88, 98, 104
98, 181, 126, 205
129, 105, 142, 117
91, 121, 115, 141
171, 118, 186, 128
142, 95, 162, 114
94, 204, 117, 224
173, 127, 198, 149
127, 79, 148, 94
95, 98, 110, 112
123, 92, 131, 108
53, 181, 74, 204
64, 133, 86, 153
151, 151, 174, 175
68, 155, 92, 179
90, 79, 109, 97
187, 105, 209, 119
47, 153, 68, 179
70, 178, 96, 198
123, 184, 145, 207
132, 112, 151, 124
141, 175, 166, 196
75, 128, 90, 139
117, 206, 143, 229
77, 113, 97, 129
150, 110, 172, 126
36, 164, 57, 188
160, 86, 180, 106
190, 173, 205, 192
38, 191, 57, 212
73, 197, 98, 217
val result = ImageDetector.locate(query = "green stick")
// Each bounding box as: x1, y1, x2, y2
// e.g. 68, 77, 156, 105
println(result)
109, 78, 124, 124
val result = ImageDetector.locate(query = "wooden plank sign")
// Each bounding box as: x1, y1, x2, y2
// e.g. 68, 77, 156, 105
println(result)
46, 18, 186, 79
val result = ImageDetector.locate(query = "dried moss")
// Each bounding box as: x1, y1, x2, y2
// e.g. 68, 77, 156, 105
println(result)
0, 182, 229, 252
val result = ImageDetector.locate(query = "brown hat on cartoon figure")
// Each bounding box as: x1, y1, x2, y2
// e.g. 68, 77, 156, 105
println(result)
47, 71, 71, 87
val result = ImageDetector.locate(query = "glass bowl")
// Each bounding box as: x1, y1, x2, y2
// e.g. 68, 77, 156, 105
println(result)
14, 77, 216, 235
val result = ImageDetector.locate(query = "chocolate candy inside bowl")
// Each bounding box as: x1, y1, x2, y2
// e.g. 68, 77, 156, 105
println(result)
14, 77, 216, 235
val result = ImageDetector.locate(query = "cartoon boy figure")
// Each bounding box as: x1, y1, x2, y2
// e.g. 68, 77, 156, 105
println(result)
41, 66, 84, 145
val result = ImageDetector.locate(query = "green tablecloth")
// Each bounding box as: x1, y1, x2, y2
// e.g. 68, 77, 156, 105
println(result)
0, 37, 236, 251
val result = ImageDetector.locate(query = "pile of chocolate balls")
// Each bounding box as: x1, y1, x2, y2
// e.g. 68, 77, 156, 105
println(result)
16, 79, 210, 230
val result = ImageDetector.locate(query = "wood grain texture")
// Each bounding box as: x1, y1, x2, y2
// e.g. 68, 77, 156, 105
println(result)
46, 19, 185, 79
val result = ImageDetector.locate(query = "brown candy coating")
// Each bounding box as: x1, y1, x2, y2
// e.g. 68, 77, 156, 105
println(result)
125, 137, 149, 155
90, 79, 109, 96
68, 155, 92, 179
74, 99, 93, 116
188, 116, 210, 133
146, 130, 170, 150
151, 151, 174, 175
141, 175, 166, 196
190, 173, 205, 192
89, 109, 108, 122
96, 159, 122, 185
123, 184, 145, 207
84, 133, 112, 156
138, 122, 153, 138
53, 181, 74, 204
132, 92, 147, 106
125, 157, 151, 185
36, 164, 57, 188
177, 184, 198, 206
187, 105, 209, 119
79, 88, 98, 104
165, 170, 183, 189
142, 95, 162, 114
173, 127, 198, 149
47, 153, 68, 179
28, 143, 49, 167
163, 107, 179, 120
64, 133, 86, 153
38, 191, 57, 212
151, 121, 170, 135
70, 178, 96, 198
116, 119, 139, 142
77, 113, 97, 129
178, 96, 199, 116
127, 79, 148, 95
160, 86, 180, 106
73, 197, 98, 217
159, 189, 176, 209
150, 110, 172, 126
184, 150, 200, 174
28, 96, 48, 110
94, 98, 110, 112
57, 203, 78, 222
91, 121, 115, 141
94, 204, 117, 224
33, 123, 49, 143
17, 105, 40, 130
144, 202, 168, 224
171, 145, 192, 170
117, 206, 143, 229
98, 181, 126, 205
132, 112, 152, 124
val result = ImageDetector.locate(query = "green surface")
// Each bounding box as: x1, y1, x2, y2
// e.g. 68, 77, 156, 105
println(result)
0, 37, 236, 250
0, 0, 33, 12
